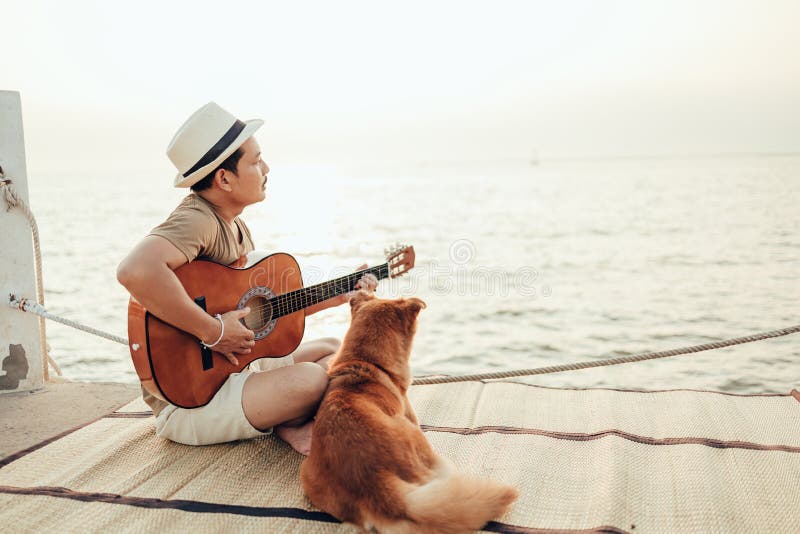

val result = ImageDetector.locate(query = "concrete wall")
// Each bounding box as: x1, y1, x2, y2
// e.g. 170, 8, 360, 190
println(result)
0, 90, 44, 392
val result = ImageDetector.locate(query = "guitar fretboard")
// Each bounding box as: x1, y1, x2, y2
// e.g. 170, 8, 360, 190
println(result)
267, 264, 390, 319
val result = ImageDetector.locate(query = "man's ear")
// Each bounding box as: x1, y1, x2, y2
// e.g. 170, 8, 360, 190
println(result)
350, 290, 375, 314
215, 168, 234, 192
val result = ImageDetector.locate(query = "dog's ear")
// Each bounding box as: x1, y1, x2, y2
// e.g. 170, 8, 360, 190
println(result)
402, 297, 426, 318
350, 290, 375, 314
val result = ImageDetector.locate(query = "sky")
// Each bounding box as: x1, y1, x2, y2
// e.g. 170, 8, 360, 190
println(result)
2, 0, 799, 172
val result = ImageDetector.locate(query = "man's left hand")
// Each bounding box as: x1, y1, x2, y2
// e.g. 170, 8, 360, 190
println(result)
308, 263, 380, 314
351, 263, 378, 295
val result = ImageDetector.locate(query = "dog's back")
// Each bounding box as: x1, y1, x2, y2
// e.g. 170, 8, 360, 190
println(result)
301, 360, 439, 525
300, 294, 517, 532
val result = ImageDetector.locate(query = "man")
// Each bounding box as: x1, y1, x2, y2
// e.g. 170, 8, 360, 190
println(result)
116, 102, 377, 455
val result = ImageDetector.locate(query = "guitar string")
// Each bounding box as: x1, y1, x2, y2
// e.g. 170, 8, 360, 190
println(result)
272, 266, 381, 315
241, 263, 392, 320
269, 253, 408, 314
267, 264, 390, 318
263, 264, 388, 320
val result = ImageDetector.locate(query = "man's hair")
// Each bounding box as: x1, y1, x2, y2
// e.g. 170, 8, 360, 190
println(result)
190, 147, 245, 192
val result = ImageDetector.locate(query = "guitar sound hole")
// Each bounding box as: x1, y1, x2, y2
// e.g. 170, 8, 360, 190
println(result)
242, 296, 273, 330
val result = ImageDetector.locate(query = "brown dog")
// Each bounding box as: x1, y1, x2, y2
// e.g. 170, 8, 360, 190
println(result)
300, 292, 518, 533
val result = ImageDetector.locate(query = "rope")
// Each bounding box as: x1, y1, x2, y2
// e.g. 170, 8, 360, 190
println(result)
411, 324, 800, 385
8, 296, 128, 346
1, 171, 60, 378
8, 284, 800, 386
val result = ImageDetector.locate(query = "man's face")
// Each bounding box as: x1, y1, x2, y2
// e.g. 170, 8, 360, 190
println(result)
229, 136, 269, 205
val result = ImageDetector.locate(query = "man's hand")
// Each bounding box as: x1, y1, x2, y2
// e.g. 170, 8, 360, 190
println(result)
201, 307, 256, 366
346, 263, 378, 301
304, 263, 379, 315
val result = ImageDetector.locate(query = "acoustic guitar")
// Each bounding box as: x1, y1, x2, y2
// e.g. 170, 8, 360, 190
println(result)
128, 244, 415, 408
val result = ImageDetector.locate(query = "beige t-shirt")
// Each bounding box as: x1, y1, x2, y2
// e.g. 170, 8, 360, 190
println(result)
142, 193, 256, 416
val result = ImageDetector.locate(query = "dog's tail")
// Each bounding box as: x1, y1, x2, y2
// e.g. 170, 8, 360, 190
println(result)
400, 471, 518, 533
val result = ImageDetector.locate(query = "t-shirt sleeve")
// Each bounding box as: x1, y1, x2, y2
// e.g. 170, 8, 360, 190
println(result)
148, 206, 218, 263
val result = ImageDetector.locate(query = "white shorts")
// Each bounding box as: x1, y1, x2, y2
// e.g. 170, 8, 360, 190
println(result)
155, 355, 295, 446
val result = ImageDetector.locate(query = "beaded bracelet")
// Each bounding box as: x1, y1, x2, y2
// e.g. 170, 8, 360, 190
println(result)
201, 313, 224, 349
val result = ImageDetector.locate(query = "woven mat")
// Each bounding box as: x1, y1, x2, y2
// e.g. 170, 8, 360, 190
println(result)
1, 383, 798, 533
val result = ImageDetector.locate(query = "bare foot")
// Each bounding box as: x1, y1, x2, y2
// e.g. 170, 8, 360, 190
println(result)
275, 420, 314, 456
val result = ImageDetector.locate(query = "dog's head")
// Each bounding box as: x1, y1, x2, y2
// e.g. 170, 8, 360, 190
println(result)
350, 291, 426, 331
341, 291, 426, 384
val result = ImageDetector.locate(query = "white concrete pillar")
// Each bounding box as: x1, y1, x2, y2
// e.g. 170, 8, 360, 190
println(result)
0, 90, 44, 392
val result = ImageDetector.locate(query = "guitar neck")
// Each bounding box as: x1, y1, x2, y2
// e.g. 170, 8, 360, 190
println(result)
270, 263, 390, 319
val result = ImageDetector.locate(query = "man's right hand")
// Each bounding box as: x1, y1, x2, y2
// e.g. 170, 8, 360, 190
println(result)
202, 307, 256, 367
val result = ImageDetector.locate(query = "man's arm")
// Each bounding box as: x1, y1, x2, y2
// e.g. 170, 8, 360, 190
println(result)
116, 236, 254, 363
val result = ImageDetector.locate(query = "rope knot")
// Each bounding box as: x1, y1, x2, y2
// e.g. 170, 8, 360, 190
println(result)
1, 178, 21, 211
0, 165, 11, 186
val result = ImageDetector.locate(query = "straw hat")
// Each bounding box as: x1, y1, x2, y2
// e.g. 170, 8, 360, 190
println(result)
167, 102, 263, 188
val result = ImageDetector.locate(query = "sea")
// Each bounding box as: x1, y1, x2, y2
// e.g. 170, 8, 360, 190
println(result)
27, 155, 799, 393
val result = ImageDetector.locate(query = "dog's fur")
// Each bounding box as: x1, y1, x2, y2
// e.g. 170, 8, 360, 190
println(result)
300, 293, 517, 533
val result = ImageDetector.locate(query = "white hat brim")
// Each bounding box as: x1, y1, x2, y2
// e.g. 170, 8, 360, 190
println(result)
173, 118, 264, 188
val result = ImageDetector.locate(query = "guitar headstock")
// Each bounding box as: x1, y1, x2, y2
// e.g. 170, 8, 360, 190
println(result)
384, 243, 415, 278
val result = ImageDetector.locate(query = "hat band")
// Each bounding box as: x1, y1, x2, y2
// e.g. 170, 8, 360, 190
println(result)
182, 120, 246, 178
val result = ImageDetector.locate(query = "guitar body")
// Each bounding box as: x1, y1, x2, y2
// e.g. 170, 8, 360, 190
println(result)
128, 252, 305, 408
